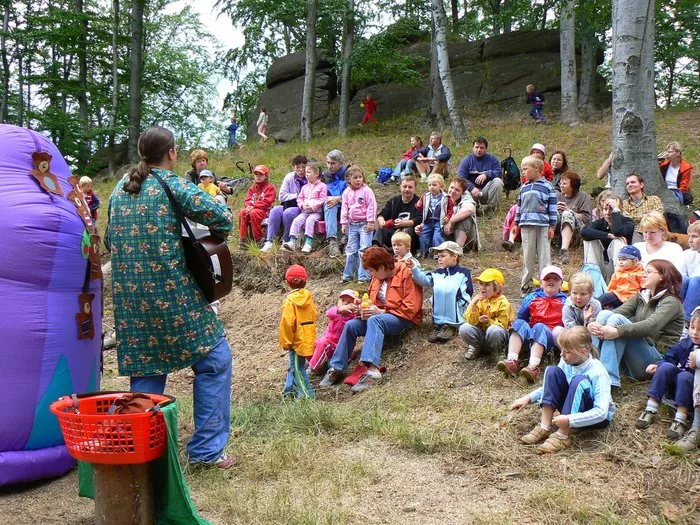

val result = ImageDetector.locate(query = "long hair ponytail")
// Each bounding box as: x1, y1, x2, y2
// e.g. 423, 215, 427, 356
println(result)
123, 127, 176, 194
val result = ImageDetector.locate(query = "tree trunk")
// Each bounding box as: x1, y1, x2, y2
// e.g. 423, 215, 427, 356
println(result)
337, 0, 353, 137
431, 0, 467, 143
77, 0, 89, 169
540, 0, 548, 30
128, 0, 144, 163
428, 19, 443, 128
463, 0, 468, 41
25, 0, 32, 127
108, 0, 120, 176
17, 53, 23, 126
300, 0, 317, 142
578, 34, 595, 114
666, 61, 674, 107
450, 0, 459, 32
559, 0, 579, 125
611, 0, 672, 207
503, 0, 511, 33
0, 2, 9, 122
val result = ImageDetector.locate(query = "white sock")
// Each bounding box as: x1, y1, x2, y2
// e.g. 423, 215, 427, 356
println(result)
540, 423, 551, 431
507, 353, 519, 361
645, 399, 659, 412
528, 356, 541, 367
674, 412, 688, 423
554, 430, 568, 439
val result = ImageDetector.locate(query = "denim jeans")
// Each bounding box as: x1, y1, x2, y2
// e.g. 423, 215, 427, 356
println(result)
130, 374, 168, 394
419, 219, 444, 254
283, 351, 314, 399
342, 221, 374, 281
592, 311, 663, 387
329, 314, 412, 371
393, 159, 410, 177
681, 276, 700, 320
324, 203, 340, 239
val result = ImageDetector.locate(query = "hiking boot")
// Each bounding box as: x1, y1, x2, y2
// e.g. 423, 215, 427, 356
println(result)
350, 371, 382, 393
537, 434, 571, 454
520, 285, 532, 298
328, 239, 341, 258
464, 345, 480, 360
319, 368, 344, 387
520, 424, 553, 445
261, 240, 274, 253
635, 409, 658, 429
301, 242, 312, 254
281, 240, 297, 252
675, 427, 699, 452
667, 419, 689, 440
496, 359, 521, 378
560, 248, 570, 264
520, 365, 541, 383
434, 325, 455, 343
502, 240, 515, 252
427, 325, 442, 343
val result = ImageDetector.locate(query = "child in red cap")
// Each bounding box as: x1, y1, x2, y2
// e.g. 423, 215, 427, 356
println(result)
280, 265, 317, 398
239, 165, 276, 247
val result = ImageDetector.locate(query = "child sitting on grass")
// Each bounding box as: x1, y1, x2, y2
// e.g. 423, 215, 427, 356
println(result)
406, 240, 472, 343
284, 162, 327, 253
341, 166, 377, 283
308, 289, 358, 374
563, 273, 601, 328
414, 174, 454, 258
391, 231, 420, 268
279, 265, 317, 399
598, 245, 644, 309
636, 306, 700, 443
675, 308, 700, 452
510, 327, 614, 454
459, 269, 514, 360
497, 265, 566, 383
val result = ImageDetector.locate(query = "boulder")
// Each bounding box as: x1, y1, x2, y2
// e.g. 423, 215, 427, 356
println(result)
481, 30, 560, 59
266, 49, 333, 89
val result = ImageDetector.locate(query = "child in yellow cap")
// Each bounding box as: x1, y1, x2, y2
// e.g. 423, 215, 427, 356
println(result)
459, 268, 514, 360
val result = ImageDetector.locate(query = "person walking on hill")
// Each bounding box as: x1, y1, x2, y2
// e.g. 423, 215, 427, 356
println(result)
227, 116, 239, 147
257, 108, 269, 142
359, 94, 377, 126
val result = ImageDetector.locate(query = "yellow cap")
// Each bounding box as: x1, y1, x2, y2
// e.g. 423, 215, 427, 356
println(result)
475, 268, 504, 286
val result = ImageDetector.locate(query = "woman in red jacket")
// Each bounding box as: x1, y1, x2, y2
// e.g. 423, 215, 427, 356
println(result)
659, 141, 694, 205
238, 165, 276, 246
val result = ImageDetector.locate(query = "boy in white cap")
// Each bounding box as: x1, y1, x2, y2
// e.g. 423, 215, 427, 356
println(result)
406, 240, 473, 343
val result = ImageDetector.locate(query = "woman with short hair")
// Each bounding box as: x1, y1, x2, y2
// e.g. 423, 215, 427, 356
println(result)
555, 170, 591, 263
633, 211, 684, 273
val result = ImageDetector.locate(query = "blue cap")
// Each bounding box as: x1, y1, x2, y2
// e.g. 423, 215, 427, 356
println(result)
618, 245, 641, 261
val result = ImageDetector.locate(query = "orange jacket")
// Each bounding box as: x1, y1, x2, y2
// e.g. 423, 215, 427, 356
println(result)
659, 159, 693, 193
607, 266, 645, 303
368, 261, 423, 324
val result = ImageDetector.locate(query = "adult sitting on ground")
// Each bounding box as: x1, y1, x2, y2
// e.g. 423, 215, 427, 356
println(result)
633, 211, 684, 272
659, 141, 694, 205
374, 176, 422, 254
455, 136, 504, 216
408, 131, 451, 181
623, 173, 664, 242
443, 177, 479, 252
555, 171, 591, 264
391, 135, 424, 181
549, 150, 570, 192
261, 155, 307, 252
323, 149, 349, 258
581, 191, 635, 279
319, 247, 423, 394
587, 260, 684, 389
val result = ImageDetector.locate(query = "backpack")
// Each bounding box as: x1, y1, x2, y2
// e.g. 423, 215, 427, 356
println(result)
376, 167, 394, 184
501, 148, 521, 197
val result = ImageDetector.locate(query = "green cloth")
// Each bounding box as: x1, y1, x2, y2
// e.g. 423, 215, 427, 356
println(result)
78, 402, 210, 525
106, 168, 232, 376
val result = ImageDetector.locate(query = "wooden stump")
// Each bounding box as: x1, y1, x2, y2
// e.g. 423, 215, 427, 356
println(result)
93, 463, 155, 525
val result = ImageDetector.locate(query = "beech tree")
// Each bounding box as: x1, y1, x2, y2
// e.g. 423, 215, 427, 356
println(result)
300, 0, 317, 142
559, 0, 579, 125
337, 0, 354, 137
127, 0, 144, 163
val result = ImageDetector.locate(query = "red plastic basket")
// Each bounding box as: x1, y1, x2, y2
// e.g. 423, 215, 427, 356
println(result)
49, 392, 174, 465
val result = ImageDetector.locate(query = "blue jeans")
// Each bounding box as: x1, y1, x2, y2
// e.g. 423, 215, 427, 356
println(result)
329, 314, 413, 371
592, 311, 663, 387
342, 221, 374, 281
324, 203, 340, 240
393, 159, 411, 177
283, 351, 314, 399
132, 334, 233, 464
419, 219, 444, 254
647, 362, 694, 409
681, 276, 700, 320
511, 319, 555, 352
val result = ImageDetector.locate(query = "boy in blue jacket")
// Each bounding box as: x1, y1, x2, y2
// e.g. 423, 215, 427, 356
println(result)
407, 241, 472, 343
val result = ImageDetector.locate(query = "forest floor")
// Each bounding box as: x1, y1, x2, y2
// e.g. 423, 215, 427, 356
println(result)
1, 109, 699, 524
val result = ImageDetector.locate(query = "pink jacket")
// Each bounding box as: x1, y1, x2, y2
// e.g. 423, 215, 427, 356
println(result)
340, 184, 377, 225
503, 204, 518, 240
322, 306, 356, 345
297, 179, 327, 212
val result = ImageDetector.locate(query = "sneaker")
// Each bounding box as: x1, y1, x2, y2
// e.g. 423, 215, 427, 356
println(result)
520, 365, 541, 383
520, 285, 532, 298
434, 325, 455, 343
560, 248, 570, 264
319, 368, 344, 387
427, 325, 442, 343
301, 242, 312, 254
464, 345, 480, 360
667, 419, 689, 440
635, 409, 658, 429
501, 240, 515, 252
261, 240, 274, 253
281, 240, 297, 251
340, 277, 352, 283
496, 359, 521, 378
537, 434, 571, 454
350, 371, 382, 393
520, 424, 553, 445
328, 239, 341, 258
675, 427, 699, 452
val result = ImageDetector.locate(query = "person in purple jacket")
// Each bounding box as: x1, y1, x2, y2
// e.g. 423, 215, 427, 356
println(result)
261, 155, 307, 252
456, 137, 504, 217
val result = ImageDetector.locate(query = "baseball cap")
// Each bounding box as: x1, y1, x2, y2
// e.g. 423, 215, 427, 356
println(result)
253, 165, 270, 177
429, 241, 463, 256
618, 245, 642, 261
475, 268, 505, 286
339, 289, 356, 300
285, 264, 307, 285
530, 143, 546, 156
199, 169, 214, 179
539, 265, 563, 281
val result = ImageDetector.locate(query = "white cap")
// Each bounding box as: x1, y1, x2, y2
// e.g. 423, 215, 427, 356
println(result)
530, 143, 545, 156
339, 289, 356, 300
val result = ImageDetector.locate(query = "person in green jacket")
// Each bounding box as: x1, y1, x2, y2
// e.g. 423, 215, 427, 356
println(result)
587, 260, 685, 388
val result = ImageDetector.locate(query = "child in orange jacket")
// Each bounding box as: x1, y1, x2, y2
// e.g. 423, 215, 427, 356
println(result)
239, 164, 276, 245
598, 245, 644, 309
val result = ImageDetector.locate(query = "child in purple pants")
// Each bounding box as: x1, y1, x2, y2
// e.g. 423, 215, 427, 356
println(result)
283, 162, 327, 253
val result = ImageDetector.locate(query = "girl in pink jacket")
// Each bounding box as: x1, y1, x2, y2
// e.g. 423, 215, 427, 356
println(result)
341, 166, 377, 282
309, 289, 359, 372
284, 162, 328, 253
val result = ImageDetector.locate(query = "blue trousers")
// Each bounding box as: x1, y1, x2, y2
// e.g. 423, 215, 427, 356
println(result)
419, 219, 444, 254
130, 334, 233, 464
342, 221, 374, 281
529, 107, 545, 122
283, 350, 314, 399
511, 319, 555, 353
681, 276, 700, 321
541, 367, 609, 429
329, 314, 412, 371
647, 362, 694, 410
324, 203, 340, 240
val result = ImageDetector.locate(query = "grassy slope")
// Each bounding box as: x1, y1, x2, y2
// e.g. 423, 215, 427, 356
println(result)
87, 110, 700, 525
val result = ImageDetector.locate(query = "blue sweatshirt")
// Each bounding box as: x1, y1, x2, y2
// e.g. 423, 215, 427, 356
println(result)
324, 164, 348, 197
411, 265, 472, 326
515, 178, 557, 227
456, 153, 502, 191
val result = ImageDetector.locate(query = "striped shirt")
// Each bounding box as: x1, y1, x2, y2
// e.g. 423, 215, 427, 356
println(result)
515, 178, 557, 227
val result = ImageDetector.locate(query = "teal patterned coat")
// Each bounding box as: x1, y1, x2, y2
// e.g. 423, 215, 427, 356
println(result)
106, 168, 233, 376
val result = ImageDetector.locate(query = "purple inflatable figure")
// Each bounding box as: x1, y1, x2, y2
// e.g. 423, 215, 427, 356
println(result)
0, 124, 102, 486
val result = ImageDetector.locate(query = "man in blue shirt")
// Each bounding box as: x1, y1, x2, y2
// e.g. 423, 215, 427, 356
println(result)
227, 116, 239, 147
323, 149, 348, 258
456, 136, 504, 216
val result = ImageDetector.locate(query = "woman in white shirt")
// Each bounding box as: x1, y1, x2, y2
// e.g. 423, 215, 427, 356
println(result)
633, 211, 684, 272
257, 108, 269, 142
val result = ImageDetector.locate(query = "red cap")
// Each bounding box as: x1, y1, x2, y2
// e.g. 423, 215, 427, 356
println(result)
253, 165, 270, 177
285, 264, 307, 285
